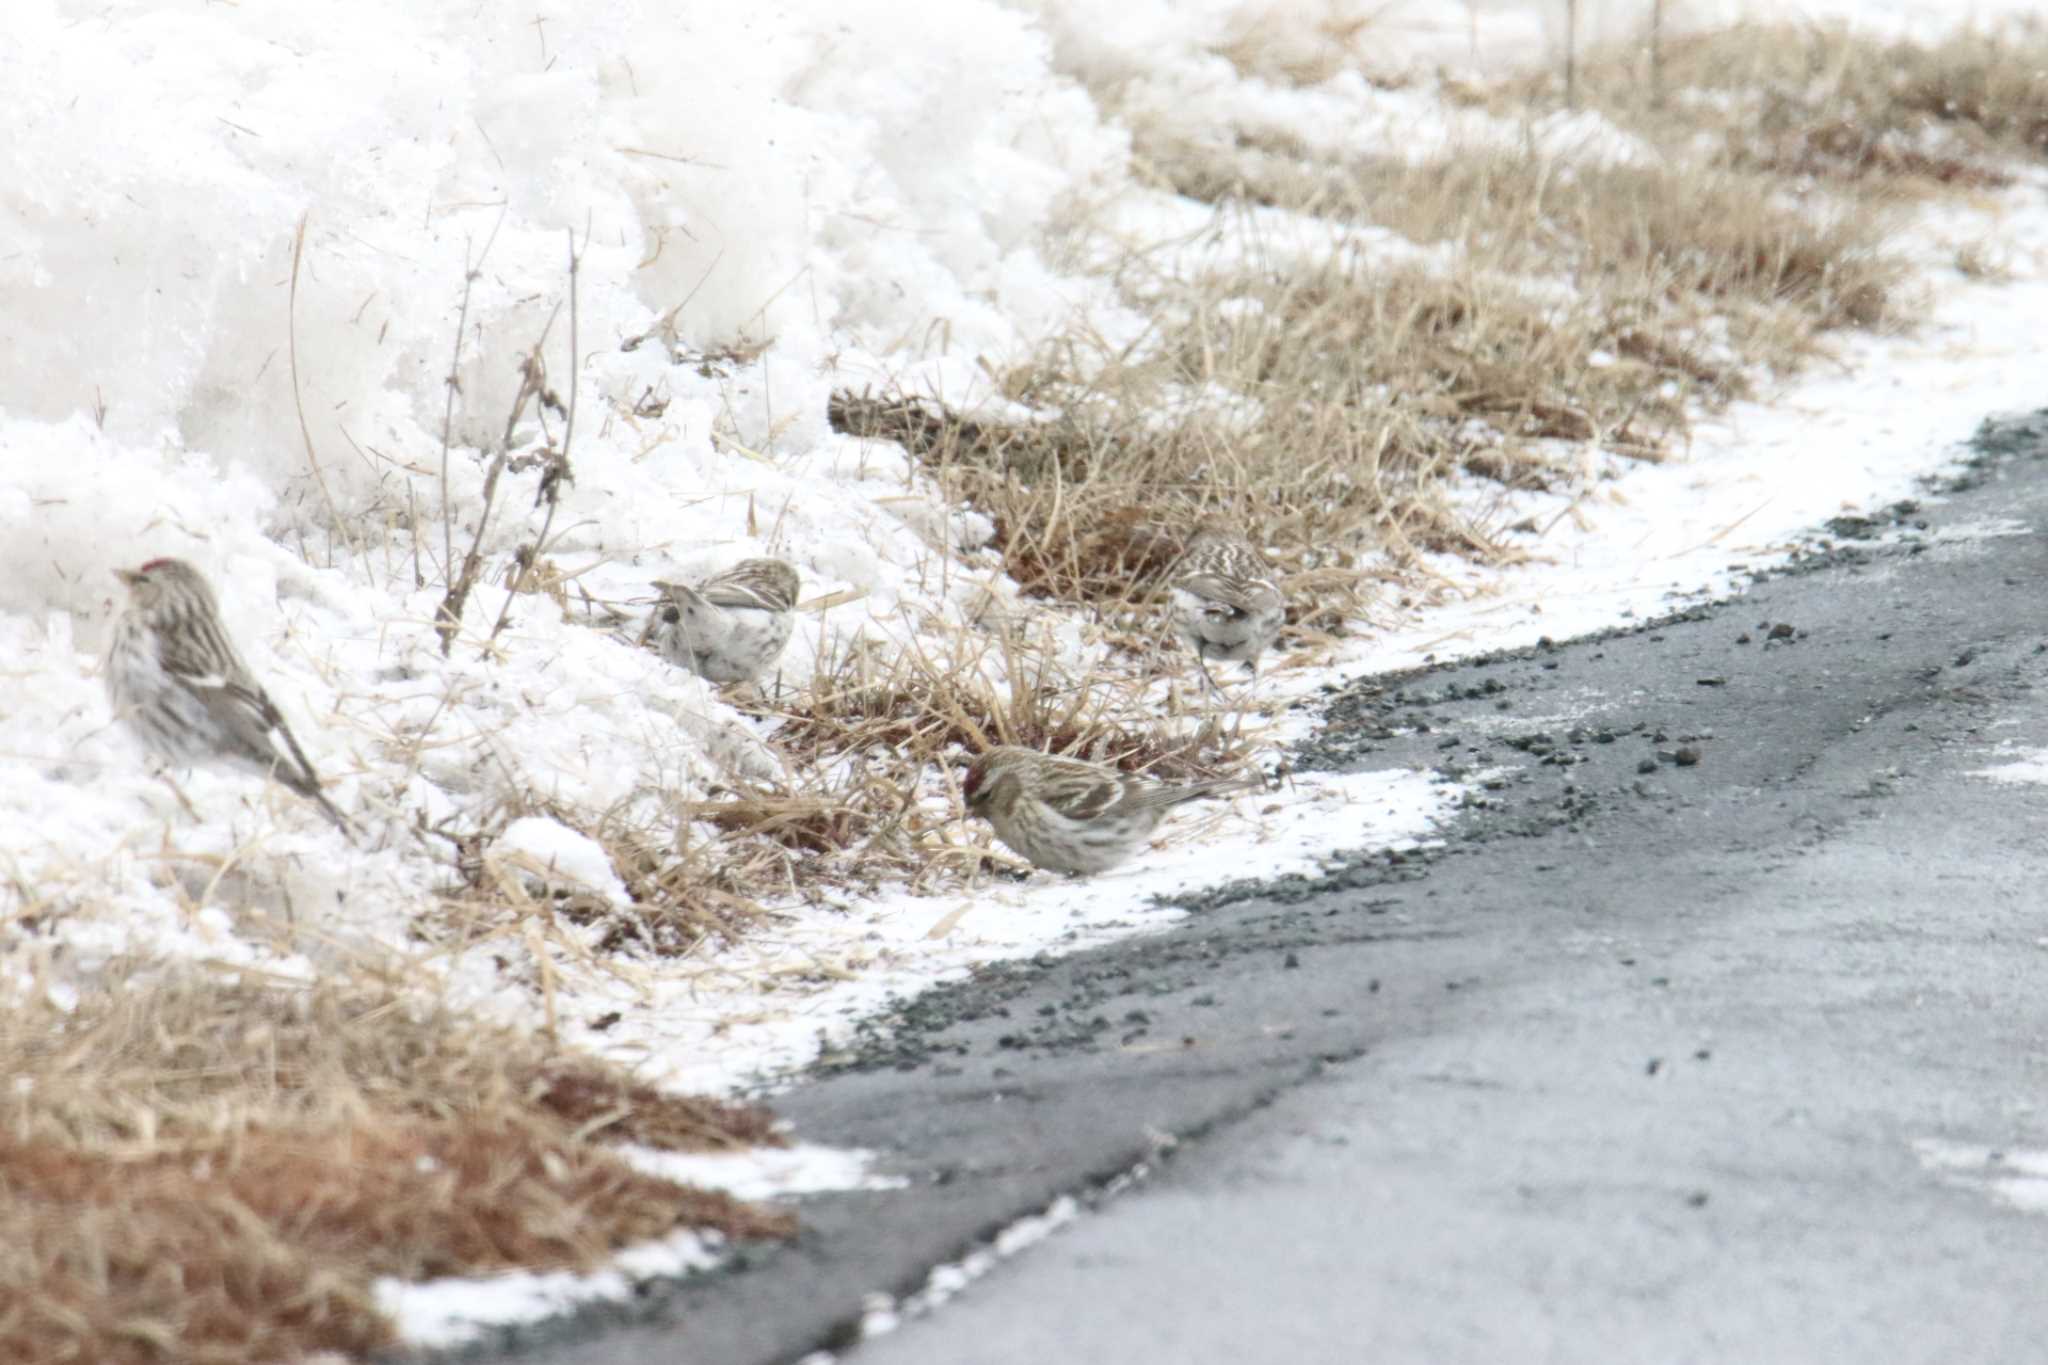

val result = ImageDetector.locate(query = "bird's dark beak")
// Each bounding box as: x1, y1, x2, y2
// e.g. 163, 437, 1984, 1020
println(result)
114, 568, 144, 588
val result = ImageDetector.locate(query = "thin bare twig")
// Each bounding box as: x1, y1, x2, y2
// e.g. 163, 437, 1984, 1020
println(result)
437, 209, 507, 589
433, 314, 557, 656
486, 228, 582, 654
438, 269, 479, 584
287, 215, 360, 566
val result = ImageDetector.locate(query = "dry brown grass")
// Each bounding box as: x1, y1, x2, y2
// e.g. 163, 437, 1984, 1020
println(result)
831, 149, 1881, 615
453, 612, 1262, 960
1211, 5, 1407, 89
837, 22, 2039, 648
0, 970, 792, 1364
769, 622, 1244, 779
1524, 22, 2048, 190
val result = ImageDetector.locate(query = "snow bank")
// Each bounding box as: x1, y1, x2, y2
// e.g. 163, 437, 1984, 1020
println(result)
0, 0, 1147, 968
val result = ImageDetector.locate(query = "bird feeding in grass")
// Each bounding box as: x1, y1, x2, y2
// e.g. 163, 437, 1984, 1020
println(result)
642, 557, 801, 684
104, 556, 353, 838
961, 745, 1262, 876
1167, 527, 1286, 696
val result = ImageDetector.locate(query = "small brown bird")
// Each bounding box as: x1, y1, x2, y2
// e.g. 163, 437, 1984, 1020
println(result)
962, 746, 1261, 876
104, 557, 353, 836
643, 558, 801, 684
1167, 528, 1286, 694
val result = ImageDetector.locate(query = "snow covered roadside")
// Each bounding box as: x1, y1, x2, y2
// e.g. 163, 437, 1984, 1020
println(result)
1308, 194, 2048, 687
364, 198, 2048, 1349
545, 764, 1459, 1094
8, 0, 2048, 1353
383, 1144, 911, 1350
6, 0, 2041, 1073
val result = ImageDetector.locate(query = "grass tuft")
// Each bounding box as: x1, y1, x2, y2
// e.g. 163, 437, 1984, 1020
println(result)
1552, 22, 2048, 189
474, 611, 1262, 961
0, 970, 793, 1365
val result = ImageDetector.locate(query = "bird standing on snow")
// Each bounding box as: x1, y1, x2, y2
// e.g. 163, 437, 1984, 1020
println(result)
104, 557, 353, 837
642, 558, 801, 684
1167, 527, 1286, 695
962, 745, 1261, 876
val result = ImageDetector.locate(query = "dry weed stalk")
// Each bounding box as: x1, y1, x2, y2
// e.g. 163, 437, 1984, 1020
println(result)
434, 337, 564, 654
486, 228, 585, 651
403, 23, 2048, 969
431, 209, 506, 588
433, 237, 578, 657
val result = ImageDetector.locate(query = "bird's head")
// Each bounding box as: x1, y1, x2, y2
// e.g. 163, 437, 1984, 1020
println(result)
962, 748, 1031, 815
114, 557, 209, 613
962, 751, 999, 813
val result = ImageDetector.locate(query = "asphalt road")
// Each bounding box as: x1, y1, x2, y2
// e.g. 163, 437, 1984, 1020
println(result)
464, 414, 2048, 1365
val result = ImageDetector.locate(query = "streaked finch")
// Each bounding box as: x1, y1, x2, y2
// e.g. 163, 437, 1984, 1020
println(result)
962, 745, 1260, 876
642, 557, 800, 684
1167, 528, 1286, 694
105, 557, 353, 837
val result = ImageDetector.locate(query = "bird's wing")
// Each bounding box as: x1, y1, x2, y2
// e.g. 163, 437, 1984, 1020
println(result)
155, 621, 282, 732
156, 621, 318, 781
147, 608, 349, 832
700, 573, 793, 614
154, 617, 231, 691
1173, 569, 1281, 615
1035, 757, 1130, 821
196, 675, 342, 808
198, 676, 292, 760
